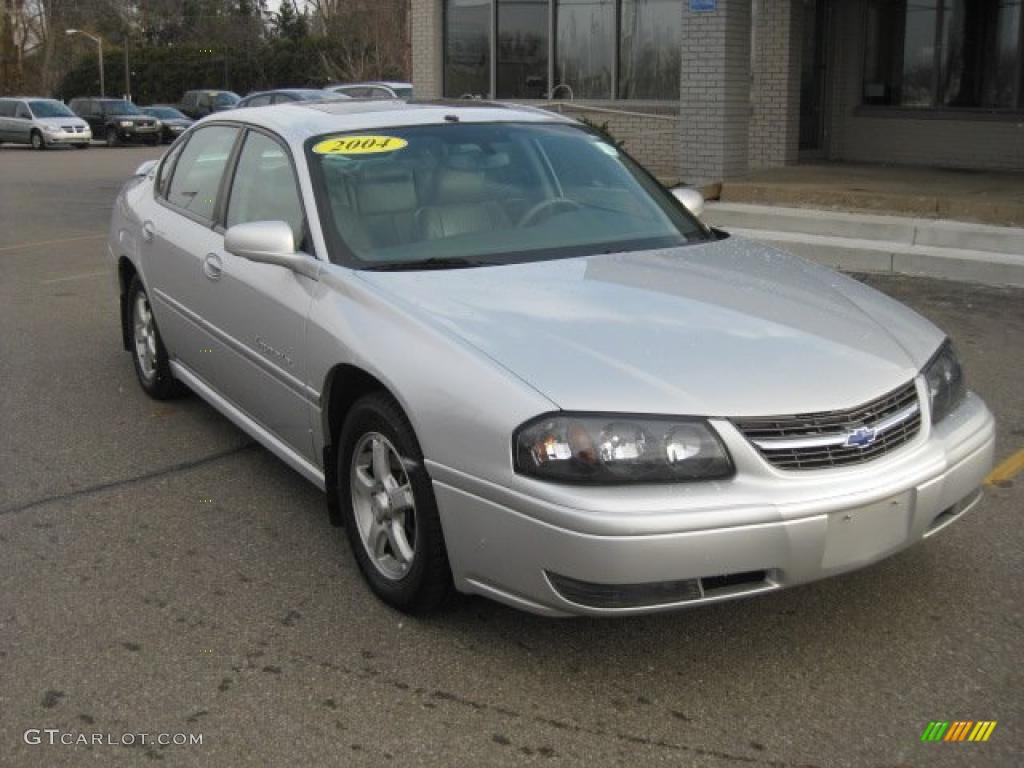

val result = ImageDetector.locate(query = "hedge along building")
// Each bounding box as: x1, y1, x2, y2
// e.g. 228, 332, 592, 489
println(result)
410, 0, 1024, 186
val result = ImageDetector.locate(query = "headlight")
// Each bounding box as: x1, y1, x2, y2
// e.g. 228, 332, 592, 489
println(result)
923, 340, 965, 425
514, 414, 733, 484
119, 120, 132, 127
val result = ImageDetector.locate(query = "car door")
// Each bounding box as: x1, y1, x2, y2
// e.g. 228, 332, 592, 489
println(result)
141, 124, 241, 385
194, 128, 318, 459
84, 101, 103, 135
13, 101, 33, 143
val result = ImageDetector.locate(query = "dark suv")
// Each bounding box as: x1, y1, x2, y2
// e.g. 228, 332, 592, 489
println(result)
68, 98, 161, 146
179, 90, 239, 119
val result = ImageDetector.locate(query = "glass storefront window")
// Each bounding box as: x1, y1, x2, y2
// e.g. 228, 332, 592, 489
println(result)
618, 0, 681, 99
497, 0, 549, 98
555, 0, 614, 99
445, 0, 492, 99
443, 0, 681, 100
940, 0, 1021, 108
863, 0, 1024, 110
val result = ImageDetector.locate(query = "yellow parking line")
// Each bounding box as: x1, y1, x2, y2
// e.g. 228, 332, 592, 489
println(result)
0, 233, 106, 253
986, 449, 1024, 485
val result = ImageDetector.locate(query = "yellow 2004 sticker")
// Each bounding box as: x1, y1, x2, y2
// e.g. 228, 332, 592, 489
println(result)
313, 135, 408, 155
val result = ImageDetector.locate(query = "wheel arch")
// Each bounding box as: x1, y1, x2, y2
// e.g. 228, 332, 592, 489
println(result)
320, 363, 407, 525
117, 256, 139, 351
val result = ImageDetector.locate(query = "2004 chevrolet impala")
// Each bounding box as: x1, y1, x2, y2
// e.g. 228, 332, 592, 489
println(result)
109, 101, 995, 616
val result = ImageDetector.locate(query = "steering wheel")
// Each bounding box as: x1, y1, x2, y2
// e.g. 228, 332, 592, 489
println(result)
519, 198, 584, 227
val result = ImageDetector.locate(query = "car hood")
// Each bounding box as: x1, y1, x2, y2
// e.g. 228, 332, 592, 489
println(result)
36, 116, 89, 128
357, 238, 945, 417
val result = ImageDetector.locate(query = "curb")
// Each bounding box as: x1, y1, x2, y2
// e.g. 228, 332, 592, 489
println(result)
705, 203, 1024, 288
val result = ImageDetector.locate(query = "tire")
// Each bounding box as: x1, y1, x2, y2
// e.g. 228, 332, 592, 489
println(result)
74, 143, 90, 150
30, 130, 46, 150
338, 393, 452, 613
127, 276, 184, 399
105, 127, 120, 147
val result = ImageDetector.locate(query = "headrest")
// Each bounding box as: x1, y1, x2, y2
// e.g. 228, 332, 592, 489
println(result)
435, 168, 486, 204
445, 146, 510, 171
356, 166, 417, 214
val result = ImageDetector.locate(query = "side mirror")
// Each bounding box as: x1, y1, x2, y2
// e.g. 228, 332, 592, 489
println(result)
134, 159, 158, 177
671, 186, 705, 218
224, 220, 320, 280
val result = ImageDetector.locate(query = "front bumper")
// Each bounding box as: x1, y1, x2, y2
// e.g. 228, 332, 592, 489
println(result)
430, 390, 995, 616
43, 130, 91, 145
115, 125, 161, 142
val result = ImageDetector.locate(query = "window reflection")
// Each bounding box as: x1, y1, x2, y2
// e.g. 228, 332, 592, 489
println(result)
497, 0, 550, 97
618, 0, 681, 99
555, 0, 614, 99
445, 0, 491, 98
863, 0, 1023, 109
941, 0, 1021, 108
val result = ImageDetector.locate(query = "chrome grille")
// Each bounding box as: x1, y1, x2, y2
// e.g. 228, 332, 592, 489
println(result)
733, 379, 921, 470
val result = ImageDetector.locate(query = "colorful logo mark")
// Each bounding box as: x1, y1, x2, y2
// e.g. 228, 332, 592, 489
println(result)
921, 721, 997, 742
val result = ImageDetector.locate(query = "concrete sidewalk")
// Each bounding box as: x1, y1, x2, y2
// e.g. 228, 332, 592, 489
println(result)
716, 163, 1024, 228
705, 202, 1024, 288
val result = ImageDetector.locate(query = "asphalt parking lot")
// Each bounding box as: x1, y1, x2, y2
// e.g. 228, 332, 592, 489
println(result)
0, 143, 1021, 768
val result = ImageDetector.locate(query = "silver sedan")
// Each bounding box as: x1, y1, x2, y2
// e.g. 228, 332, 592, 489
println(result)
109, 101, 995, 616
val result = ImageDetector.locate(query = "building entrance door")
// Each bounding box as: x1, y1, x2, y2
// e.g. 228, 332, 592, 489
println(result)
799, 0, 829, 154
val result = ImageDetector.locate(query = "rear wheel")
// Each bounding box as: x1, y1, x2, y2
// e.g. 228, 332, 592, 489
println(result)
30, 130, 46, 150
128, 276, 184, 399
338, 393, 452, 613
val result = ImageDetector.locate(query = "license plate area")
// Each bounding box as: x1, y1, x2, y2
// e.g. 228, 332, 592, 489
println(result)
822, 492, 913, 570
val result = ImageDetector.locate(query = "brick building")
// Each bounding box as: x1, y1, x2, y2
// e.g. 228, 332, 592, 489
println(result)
410, 0, 1024, 185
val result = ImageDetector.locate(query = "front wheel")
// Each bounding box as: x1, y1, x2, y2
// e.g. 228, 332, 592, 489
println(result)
31, 130, 46, 150
127, 277, 184, 399
338, 393, 452, 613
105, 128, 120, 147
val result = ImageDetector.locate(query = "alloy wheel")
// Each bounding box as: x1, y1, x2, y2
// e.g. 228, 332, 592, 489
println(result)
132, 292, 158, 382
350, 432, 417, 580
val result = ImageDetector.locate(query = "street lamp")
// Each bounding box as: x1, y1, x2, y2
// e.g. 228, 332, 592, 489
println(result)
65, 29, 104, 97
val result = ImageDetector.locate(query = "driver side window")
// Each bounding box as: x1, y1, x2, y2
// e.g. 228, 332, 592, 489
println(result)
15, 103, 31, 119
225, 131, 306, 249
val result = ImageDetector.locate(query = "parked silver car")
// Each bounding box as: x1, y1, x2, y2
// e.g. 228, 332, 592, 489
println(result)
326, 81, 413, 99
109, 101, 995, 616
0, 97, 91, 149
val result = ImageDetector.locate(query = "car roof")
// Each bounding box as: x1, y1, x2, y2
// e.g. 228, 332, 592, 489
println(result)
205, 100, 572, 144
335, 81, 412, 89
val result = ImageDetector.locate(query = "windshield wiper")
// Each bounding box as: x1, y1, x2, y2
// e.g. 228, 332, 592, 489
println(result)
362, 256, 489, 271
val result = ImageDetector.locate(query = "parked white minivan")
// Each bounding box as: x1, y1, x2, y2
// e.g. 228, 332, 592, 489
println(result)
0, 97, 92, 149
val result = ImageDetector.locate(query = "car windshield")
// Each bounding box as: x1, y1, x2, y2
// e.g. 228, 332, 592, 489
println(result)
102, 100, 141, 115
145, 107, 186, 119
309, 122, 709, 269
215, 93, 239, 106
29, 100, 74, 118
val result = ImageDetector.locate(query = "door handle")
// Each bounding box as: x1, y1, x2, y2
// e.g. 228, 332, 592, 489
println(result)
141, 221, 155, 242
202, 253, 223, 281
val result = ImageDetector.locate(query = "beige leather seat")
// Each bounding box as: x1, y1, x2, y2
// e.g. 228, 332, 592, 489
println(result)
417, 168, 512, 240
